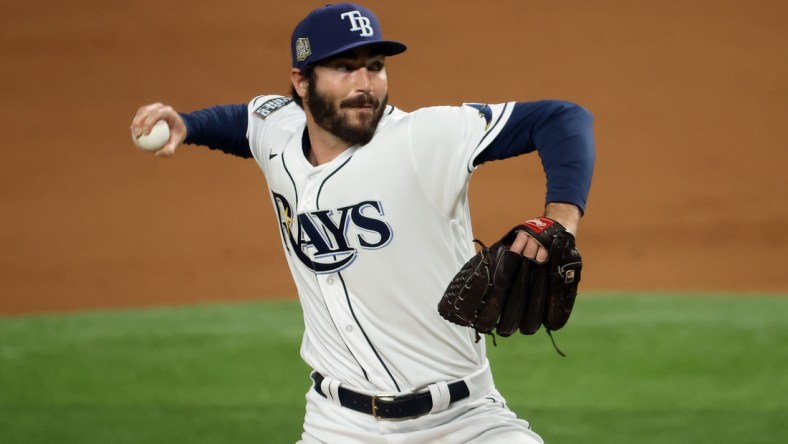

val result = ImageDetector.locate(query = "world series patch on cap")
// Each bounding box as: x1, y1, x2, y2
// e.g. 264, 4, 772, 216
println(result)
295, 38, 312, 62
291, 3, 407, 70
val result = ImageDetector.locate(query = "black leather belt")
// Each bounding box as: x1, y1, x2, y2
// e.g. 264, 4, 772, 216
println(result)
311, 372, 470, 419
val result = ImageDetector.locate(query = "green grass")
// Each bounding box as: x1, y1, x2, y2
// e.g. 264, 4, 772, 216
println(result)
489, 293, 788, 443
1, 294, 786, 443
0, 301, 310, 443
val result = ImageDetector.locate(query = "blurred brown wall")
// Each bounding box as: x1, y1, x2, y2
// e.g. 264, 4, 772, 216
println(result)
1, 0, 786, 314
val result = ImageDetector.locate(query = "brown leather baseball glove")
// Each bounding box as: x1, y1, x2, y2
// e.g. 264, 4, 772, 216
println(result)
438, 218, 582, 355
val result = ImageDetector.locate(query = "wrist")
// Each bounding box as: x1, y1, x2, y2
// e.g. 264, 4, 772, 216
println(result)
544, 203, 581, 235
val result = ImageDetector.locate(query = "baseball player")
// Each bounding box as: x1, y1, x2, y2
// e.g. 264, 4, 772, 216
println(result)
130, 3, 594, 443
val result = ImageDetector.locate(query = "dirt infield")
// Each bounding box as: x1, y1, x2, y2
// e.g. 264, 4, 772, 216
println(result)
1, 0, 786, 315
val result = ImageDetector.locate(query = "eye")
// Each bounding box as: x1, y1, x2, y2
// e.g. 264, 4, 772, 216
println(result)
335, 63, 352, 72
368, 61, 385, 72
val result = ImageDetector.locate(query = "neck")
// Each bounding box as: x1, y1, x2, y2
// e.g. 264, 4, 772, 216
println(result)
303, 115, 352, 166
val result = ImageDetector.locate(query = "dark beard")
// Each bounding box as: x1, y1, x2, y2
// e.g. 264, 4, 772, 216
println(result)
307, 81, 388, 146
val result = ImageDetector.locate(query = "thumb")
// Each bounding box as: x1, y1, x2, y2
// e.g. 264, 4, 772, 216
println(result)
153, 126, 186, 158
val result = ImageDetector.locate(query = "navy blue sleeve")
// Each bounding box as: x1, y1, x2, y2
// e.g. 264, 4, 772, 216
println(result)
180, 104, 252, 158
473, 100, 595, 213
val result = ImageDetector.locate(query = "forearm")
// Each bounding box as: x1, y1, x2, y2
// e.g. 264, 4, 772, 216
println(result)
476, 100, 595, 213
180, 104, 253, 158
535, 103, 595, 214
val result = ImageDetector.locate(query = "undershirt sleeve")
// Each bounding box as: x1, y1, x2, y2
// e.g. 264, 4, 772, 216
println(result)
180, 104, 252, 158
473, 100, 595, 212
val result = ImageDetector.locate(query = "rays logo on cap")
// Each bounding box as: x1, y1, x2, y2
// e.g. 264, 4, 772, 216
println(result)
295, 37, 311, 62
340, 11, 374, 36
290, 3, 407, 70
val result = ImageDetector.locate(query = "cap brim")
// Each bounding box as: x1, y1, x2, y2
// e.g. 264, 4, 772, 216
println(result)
307, 40, 407, 67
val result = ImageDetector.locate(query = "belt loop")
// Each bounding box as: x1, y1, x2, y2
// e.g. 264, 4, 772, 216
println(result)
320, 375, 343, 407
428, 381, 451, 413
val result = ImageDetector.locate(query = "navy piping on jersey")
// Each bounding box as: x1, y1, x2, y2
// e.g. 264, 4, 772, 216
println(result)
315, 156, 354, 253
469, 101, 511, 170
269, 155, 295, 254
274, 145, 372, 383
313, 281, 371, 382
294, 147, 368, 380
316, 155, 354, 209
337, 271, 401, 391
282, 147, 300, 215
311, 153, 400, 390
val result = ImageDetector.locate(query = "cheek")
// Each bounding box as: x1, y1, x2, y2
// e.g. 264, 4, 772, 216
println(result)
314, 75, 345, 100
373, 72, 388, 95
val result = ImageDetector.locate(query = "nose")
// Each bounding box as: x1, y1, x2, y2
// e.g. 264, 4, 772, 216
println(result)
351, 67, 372, 93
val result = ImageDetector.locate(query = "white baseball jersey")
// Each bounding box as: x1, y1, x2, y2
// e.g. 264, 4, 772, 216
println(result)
246, 95, 516, 393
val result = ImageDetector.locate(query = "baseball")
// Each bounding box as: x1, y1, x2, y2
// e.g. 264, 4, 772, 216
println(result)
132, 120, 170, 151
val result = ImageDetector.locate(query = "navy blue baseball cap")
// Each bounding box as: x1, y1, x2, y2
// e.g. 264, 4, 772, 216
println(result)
291, 3, 407, 70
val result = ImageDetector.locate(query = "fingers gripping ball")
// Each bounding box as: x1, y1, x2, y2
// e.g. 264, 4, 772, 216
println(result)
132, 120, 170, 151
437, 218, 583, 355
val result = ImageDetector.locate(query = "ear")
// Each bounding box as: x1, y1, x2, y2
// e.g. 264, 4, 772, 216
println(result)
291, 68, 308, 100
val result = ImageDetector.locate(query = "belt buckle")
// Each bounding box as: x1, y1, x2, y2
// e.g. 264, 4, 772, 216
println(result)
371, 394, 397, 419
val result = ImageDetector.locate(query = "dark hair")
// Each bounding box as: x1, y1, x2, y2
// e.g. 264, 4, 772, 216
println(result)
290, 66, 316, 109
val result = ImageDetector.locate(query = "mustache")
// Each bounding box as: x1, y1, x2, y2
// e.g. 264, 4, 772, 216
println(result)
340, 94, 380, 109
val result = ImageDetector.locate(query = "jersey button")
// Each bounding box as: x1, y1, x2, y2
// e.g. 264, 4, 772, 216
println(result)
345, 325, 354, 332
326, 277, 335, 285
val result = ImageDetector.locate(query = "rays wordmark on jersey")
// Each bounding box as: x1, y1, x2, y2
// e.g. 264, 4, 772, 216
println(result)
272, 192, 393, 273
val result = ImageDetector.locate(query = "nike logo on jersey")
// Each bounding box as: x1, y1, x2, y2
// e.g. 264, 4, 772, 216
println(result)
269, 152, 279, 160
272, 192, 393, 273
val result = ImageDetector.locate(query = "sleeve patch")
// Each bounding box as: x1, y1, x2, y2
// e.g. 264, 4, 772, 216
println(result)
463, 103, 493, 130
253, 97, 292, 120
